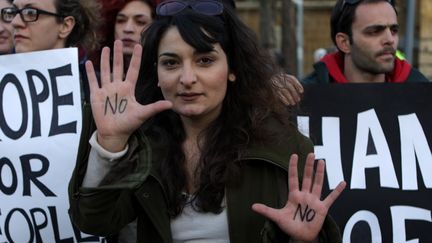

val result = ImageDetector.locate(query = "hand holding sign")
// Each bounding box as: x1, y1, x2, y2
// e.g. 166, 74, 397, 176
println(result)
252, 153, 346, 242
85, 40, 172, 152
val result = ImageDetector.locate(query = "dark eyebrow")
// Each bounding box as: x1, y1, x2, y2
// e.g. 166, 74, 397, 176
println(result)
158, 49, 219, 59
117, 13, 150, 19
195, 49, 218, 55
364, 24, 399, 32
158, 52, 177, 58
13, 3, 36, 8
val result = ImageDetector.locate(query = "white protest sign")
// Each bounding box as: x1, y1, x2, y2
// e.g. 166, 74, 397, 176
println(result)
0, 48, 102, 242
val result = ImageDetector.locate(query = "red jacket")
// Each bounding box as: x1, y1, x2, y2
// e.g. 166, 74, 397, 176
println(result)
302, 51, 429, 84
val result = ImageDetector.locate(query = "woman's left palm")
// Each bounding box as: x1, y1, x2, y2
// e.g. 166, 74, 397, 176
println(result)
252, 153, 346, 242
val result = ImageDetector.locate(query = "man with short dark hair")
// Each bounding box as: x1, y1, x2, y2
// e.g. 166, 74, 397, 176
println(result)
302, 0, 429, 84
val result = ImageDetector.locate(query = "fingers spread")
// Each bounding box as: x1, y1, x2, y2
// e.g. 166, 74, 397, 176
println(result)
138, 100, 173, 121
311, 160, 325, 197
85, 60, 99, 92
323, 181, 346, 208
113, 40, 124, 82
288, 154, 299, 192
100, 47, 112, 87
301, 153, 315, 192
125, 44, 143, 87
252, 203, 280, 223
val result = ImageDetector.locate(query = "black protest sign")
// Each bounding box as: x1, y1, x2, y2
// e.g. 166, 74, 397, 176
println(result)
297, 83, 432, 243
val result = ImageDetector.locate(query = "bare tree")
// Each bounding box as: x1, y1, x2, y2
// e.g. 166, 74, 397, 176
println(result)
259, 0, 275, 51
281, 0, 297, 75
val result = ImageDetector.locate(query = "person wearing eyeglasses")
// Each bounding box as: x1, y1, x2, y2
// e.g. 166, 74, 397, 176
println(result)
302, 0, 429, 84
0, 0, 13, 54
3, 0, 100, 54
2, 0, 102, 102
68, 1, 346, 243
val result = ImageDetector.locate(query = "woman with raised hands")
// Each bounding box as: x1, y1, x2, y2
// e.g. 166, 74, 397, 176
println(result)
68, 0, 346, 242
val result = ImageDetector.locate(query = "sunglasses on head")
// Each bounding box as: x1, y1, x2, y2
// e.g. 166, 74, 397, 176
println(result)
340, 0, 394, 11
156, 0, 223, 16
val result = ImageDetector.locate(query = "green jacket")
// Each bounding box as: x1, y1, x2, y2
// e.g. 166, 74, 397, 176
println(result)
68, 104, 342, 243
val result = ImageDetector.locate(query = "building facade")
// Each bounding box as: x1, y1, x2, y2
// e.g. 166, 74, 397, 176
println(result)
235, 0, 432, 79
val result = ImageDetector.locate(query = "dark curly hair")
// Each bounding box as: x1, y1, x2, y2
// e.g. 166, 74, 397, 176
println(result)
137, 5, 289, 217
88, 0, 158, 70
99, 0, 157, 50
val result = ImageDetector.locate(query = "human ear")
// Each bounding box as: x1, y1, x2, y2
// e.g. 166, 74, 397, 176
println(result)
335, 32, 351, 54
59, 16, 76, 39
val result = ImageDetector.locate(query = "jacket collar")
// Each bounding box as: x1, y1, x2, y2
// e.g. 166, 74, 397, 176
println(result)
320, 51, 412, 83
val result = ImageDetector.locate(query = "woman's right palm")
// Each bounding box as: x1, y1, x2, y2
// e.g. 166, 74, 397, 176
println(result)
85, 41, 172, 151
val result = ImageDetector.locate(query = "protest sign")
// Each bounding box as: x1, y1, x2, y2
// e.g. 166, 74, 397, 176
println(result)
297, 83, 432, 243
0, 49, 103, 242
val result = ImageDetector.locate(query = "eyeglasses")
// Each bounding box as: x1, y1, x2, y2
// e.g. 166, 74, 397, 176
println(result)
156, 0, 223, 16
340, 0, 393, 11
1, 7, 65, 23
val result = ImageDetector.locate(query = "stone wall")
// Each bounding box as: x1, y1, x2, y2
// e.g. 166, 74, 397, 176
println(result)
419, 0, 432, 79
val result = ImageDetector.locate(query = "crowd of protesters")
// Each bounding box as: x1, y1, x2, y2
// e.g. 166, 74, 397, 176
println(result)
1, 0, 429, 242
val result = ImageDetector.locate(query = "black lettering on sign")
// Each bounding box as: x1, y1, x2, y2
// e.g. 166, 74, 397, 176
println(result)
0, 208, 2, 236
47, 206, 74, 242
0, 74, 28, 140
26, 70, 49, 138
5, 208, 34, 243
30, 208, 48, 243
49, 64, 77, 136
21, 154, 55, 197
0, 157, 18, 195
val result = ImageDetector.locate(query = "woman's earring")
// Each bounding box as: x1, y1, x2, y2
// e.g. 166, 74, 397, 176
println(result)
228, 73, 236, 82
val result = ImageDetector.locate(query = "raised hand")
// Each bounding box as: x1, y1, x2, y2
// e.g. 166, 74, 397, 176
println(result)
252, 153, 346, 242
85, 40, 172, 152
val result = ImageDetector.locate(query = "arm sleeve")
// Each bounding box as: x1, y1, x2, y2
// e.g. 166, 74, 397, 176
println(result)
68, 104, 144, 236
82, 131, 129, 187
